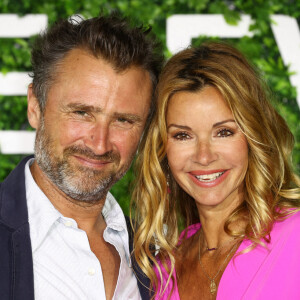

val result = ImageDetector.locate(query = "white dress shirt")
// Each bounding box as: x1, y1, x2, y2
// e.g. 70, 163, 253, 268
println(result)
25, 159, 141, 300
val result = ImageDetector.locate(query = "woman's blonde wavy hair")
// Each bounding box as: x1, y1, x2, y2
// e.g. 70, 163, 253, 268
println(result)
131, 42, 300, 298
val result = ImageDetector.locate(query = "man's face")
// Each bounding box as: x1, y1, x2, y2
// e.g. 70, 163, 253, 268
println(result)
28, 49, 152, 202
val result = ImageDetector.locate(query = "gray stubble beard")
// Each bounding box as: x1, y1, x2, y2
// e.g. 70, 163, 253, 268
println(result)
34, 117, 131, 203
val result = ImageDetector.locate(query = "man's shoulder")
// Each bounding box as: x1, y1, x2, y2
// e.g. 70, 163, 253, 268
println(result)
1, 155, 33, 186
0, 155, 33, 230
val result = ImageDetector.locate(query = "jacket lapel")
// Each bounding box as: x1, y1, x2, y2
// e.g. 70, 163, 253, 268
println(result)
126, 217, 153, 300
0, 156, 34, 299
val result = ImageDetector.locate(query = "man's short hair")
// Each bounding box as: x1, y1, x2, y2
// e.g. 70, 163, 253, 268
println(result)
30, 13, 163, 112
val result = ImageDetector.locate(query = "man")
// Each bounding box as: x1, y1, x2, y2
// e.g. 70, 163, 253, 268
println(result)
0, 14, 162, 300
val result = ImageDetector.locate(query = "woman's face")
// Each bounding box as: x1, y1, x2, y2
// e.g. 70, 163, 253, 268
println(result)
166, 86, 248, 210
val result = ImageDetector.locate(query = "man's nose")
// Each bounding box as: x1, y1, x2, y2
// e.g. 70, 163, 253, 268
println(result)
84, 121, 113, 155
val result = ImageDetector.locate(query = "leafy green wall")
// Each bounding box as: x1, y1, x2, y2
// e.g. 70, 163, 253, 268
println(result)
1, 0, 299, 215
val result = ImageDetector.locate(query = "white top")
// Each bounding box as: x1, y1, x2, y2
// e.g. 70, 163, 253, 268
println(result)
25, 158, 141, 300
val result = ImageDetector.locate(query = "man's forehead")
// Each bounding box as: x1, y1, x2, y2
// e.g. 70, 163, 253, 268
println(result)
55, 48, 149, 78
51, 48, 151, 89
45, 49, 152, 119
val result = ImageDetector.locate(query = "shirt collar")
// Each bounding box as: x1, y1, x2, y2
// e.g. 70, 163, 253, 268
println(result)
102, 192, 131, 263
25, 158, 61, 252
25, 158, 131, 261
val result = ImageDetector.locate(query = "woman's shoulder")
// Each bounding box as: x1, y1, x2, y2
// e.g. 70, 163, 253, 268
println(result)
277, 210, 300, 227
272, 210, 300, 241
178, 223, 201, 244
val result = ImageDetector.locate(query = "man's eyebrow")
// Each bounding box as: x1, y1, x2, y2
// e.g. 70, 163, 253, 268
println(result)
64, 103, 143, 122
113, 112, 143, 123
64, 103, 102, 113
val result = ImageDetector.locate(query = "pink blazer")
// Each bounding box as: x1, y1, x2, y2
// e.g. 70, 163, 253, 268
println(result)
154, 211, 300, 299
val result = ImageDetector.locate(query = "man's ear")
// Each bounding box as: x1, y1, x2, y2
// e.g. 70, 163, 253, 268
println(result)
27, 84, 41, 129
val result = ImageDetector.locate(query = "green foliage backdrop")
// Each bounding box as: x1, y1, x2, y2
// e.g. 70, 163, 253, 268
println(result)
1, 0, 299, 215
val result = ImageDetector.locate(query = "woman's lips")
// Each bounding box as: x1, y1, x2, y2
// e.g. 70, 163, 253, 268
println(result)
189, 169, 229, 187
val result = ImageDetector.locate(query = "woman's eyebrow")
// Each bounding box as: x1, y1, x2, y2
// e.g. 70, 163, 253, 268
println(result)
167, 124, 191, 130
167, 120, 235, 130
213, 119, 235, 128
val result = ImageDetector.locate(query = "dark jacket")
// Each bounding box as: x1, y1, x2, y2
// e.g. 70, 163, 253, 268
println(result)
0, 156, 151, 299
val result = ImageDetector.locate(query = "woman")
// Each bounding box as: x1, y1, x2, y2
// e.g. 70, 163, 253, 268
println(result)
132, 42, 300, 299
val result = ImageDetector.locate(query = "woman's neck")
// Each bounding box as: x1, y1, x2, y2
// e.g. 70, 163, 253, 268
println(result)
197, 198, 245, 250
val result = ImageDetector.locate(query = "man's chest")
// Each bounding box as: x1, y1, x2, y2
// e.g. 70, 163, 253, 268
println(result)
31, 221, 141, 300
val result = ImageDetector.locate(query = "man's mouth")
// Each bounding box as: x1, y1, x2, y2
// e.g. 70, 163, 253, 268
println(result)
73, 155, 113, 167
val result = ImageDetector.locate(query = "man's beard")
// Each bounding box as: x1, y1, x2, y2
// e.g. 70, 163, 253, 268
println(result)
34, 118, 130, 202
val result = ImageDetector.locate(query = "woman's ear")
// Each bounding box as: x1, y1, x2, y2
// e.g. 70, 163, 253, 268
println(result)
27, 84, 41, 129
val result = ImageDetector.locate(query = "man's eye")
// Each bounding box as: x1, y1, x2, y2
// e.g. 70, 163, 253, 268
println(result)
217, 128, 233, 137
117, 118, 133, 124
117, 118, 128, 123
172, 132, 190, 140
115, 117, 135, 129
74, 111, 88, 116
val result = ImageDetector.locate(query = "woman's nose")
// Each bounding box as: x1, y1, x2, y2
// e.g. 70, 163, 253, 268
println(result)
193, 141, 218, 166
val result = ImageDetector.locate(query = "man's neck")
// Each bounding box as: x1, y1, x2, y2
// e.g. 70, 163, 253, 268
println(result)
29, 161, 106, 234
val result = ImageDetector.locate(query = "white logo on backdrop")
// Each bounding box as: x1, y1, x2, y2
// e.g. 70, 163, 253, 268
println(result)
0, 14, 47, 154
167, 14, 300, 109
0, 14, 299, 154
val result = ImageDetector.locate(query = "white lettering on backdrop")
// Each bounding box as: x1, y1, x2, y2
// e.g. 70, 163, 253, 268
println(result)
0, 14, 299, 154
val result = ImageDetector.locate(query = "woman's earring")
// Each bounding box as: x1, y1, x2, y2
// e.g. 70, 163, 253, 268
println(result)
166, 165, 171, 194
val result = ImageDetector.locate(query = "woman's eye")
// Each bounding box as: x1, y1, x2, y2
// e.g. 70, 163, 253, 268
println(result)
217, 129, 233, 137
172, 132, 190, 140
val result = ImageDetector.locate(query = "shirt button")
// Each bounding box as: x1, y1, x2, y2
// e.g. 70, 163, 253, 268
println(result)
88, 268, 96, 276
65, 220, 73, 227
